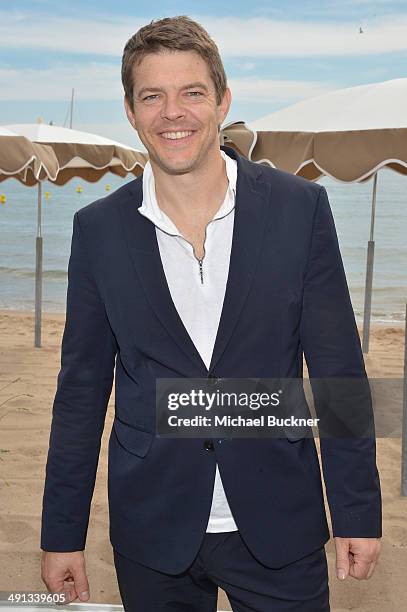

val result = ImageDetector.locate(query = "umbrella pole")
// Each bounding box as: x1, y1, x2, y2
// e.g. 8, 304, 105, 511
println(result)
402, 303, 407, 496
35, 182, 43, 348
362, 172, 378, 354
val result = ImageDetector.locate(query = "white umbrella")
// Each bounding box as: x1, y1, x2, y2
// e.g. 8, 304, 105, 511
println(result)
222, 77, 407, 352
3, 123, 148, 348
5, 123, 147, 185
0, 126, 59, 183
251, 77, 407, 133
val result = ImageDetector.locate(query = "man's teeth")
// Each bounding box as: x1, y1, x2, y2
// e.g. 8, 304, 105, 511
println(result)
161, 131, 193, 140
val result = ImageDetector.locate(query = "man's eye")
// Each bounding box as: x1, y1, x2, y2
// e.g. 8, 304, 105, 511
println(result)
142, 92, 202, 101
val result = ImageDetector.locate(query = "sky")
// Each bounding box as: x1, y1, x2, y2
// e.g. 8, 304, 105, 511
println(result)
0, 0, 406, 149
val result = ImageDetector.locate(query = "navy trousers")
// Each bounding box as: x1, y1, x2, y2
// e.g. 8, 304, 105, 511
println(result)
113, 531, 330, 611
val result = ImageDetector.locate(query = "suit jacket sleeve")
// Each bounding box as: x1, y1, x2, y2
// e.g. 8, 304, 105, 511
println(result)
41, 210, 117, 551
300, 185, 382, 538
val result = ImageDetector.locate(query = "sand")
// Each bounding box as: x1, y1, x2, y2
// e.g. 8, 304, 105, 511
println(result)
0, 310, 406, 611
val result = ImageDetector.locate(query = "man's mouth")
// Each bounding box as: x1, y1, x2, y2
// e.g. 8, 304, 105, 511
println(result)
159, 130, 195, 142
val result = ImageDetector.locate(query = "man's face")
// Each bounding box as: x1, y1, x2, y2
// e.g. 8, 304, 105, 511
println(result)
124, 49, 231, 175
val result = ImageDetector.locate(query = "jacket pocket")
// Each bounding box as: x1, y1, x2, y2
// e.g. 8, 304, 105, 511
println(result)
113, 417, 154, 458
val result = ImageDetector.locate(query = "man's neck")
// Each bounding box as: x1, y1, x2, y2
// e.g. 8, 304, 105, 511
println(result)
151, 148, 229, 227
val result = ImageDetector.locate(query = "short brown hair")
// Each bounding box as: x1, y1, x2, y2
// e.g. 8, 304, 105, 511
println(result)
121, 15, 228, 108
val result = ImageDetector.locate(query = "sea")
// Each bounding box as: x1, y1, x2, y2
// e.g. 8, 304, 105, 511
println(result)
0, 167, 406, 324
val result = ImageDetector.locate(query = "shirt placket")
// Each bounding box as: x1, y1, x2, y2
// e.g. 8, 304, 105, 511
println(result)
152, 198, 234, 286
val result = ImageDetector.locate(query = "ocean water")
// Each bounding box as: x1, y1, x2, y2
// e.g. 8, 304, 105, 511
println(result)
0, 167, 406, 323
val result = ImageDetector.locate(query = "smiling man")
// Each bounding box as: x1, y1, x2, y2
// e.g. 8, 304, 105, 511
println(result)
40, 15, 382, 612
123, 34, 233, 263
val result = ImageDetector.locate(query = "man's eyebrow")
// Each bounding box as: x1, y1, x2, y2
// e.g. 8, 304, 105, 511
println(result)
136, 82, 209, 98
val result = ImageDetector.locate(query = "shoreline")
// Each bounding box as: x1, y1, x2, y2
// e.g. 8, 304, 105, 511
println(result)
0, 307, 405, 329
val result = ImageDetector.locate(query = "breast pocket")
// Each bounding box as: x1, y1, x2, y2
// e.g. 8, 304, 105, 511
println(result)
112, 417, 154, 458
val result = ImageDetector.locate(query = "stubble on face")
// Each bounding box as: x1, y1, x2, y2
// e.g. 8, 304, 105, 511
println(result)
126, 50, 228, 177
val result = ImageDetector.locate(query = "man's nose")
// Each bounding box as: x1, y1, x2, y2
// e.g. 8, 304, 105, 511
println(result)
160, 95, 186, 121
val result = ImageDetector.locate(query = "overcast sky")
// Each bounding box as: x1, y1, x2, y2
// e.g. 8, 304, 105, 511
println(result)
1, 0, 406, 148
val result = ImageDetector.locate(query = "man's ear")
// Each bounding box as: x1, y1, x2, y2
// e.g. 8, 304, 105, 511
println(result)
218, 87, 232, 126
124, 96, 137, 130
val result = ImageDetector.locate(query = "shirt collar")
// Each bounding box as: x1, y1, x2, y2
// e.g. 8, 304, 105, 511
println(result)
138, 149, 237, 235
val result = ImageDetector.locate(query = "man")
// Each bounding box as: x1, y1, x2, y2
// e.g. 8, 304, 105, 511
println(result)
41, 15, 382, 612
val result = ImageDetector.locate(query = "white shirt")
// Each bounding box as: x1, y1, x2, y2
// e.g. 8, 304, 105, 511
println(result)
138, 149, 238, 532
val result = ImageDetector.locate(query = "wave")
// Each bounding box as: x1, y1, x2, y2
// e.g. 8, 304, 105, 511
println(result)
0, 266, 67, 280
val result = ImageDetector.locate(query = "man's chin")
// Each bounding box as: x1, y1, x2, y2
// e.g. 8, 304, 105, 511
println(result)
153, 153, 199, 176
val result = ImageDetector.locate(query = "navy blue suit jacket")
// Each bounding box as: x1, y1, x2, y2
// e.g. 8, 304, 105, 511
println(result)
41, 145, 381, 574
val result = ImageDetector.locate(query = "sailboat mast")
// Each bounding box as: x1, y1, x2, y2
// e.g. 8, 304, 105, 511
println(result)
69, 88, 75, 128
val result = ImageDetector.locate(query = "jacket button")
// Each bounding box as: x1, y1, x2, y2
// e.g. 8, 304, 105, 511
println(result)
207, 375, 219, 386
203, 440, 214, 451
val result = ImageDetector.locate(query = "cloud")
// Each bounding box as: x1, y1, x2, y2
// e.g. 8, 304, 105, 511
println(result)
207, 15, 407, 57
228, 77, 333, 103
0, 63, 123, 101
240, 62, 257, 71
1, 11, 407, 58
0, 62, 335, 105
0, 11, 140, 56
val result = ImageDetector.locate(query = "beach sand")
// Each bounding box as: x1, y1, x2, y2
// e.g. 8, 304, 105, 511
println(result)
0, 310, 406, 611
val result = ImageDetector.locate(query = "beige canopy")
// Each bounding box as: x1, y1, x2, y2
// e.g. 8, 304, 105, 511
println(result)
0, 126, 59, 183
5, 123, 147, 185
222, 78, 407, 182
2, 122, 148, 348
222, 77, 407, 356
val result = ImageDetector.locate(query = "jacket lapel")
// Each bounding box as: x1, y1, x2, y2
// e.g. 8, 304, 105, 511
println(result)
118, 145, 271, 376
209, 151, 270, 372
118, 181, 208, 375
